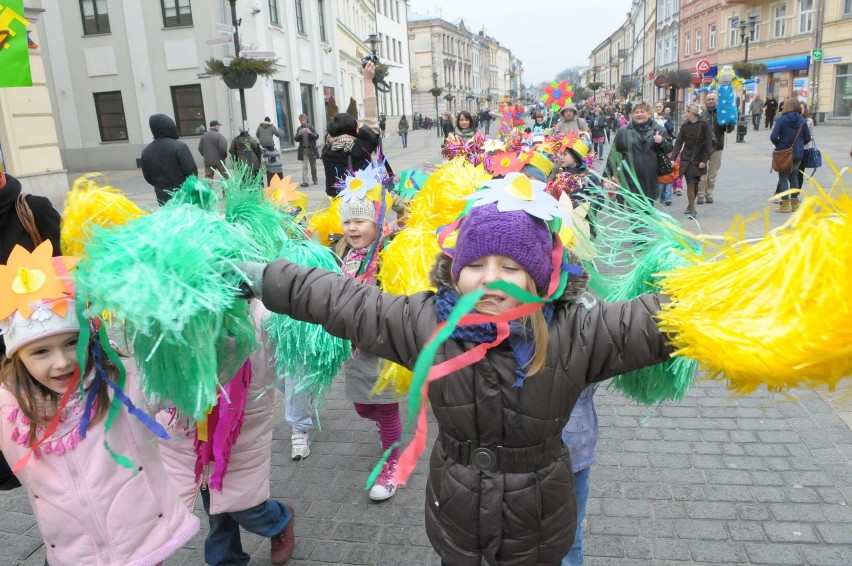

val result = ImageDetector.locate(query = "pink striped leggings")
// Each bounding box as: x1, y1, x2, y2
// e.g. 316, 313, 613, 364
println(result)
353, 402, 401, 461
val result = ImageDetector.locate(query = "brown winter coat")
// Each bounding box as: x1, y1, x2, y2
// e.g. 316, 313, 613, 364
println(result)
670, 119, 713, 180
261, 255, 671, 565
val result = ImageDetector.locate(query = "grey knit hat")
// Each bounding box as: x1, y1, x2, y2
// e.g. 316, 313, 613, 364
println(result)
339, 196, 377, 224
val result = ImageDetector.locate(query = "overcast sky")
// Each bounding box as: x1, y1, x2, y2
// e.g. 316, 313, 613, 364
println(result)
407, 0, 633, 85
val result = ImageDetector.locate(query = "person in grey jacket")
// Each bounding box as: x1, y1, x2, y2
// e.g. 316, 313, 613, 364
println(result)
140, 113, 198, 205
240, 192, 672, 565
294, 114, 319, 187
197, 120, 228, 179
749, 95, 765, 131
256, 117, 281, 151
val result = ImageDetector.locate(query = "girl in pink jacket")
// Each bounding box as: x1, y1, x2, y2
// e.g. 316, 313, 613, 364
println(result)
0, 242, 199, 566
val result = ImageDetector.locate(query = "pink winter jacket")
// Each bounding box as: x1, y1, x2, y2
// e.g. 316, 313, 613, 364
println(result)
0, 371, 199, 566
158, 300, 276, 515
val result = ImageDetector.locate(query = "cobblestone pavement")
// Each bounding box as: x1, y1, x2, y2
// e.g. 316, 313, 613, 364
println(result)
1, 125, 850, 565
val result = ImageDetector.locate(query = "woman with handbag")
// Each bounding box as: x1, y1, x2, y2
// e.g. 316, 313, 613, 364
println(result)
770, 99, 811, 213
604, 102, 673, 205
670, 103, 714, 218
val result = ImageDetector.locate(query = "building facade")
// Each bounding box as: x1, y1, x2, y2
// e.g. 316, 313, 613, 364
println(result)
36, 0, 338, 173
407, 15, 520, 121
679, 0, 724, 100
816, 0, 852, 119
374, 0, 412, 119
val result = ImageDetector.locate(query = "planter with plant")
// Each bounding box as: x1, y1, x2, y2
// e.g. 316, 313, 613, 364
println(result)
205, 56, 278, 89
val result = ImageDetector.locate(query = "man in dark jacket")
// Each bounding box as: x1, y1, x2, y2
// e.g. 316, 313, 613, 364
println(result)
229, 130, 263, 175
197, 120, 228, 179
141, 114, 198, 205
294, 114, 319, 187
697, 93, 733, 204
764, 93, 779, 129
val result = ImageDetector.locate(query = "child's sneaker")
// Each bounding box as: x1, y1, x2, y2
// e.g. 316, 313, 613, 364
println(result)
369, 460, 398, 501
291, 431, 310, 460
675, 189, 683, 196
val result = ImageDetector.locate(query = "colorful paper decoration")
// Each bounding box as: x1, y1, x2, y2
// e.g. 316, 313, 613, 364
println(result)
0, 0, 33, 88
541, 80, 574, 113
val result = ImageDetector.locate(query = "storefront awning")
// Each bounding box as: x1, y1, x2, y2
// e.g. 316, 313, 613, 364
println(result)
760, 55, 810, 73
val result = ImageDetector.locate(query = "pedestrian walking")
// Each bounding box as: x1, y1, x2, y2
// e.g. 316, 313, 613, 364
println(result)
479, 107, 492, 134
750, 94, 765, 131
554, 103, 588, 134
697, 92, 733, 204
229, 130, 263, 175
0, 241, 200, 566
398, 114, 409, 148
141, 113, 198, 205
294, 114, 319, 187
256, 116, 281, 152
379, 113, 387, 138
671, 103, 713, 217
770, 98, 810, 213
198, 120, 229, 179
764, 93, 779, 129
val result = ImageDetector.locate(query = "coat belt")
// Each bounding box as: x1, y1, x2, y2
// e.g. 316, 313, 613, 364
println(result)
439, 432, 565, 473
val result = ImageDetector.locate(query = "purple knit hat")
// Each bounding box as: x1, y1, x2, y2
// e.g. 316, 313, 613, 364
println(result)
451, 203, 554, 292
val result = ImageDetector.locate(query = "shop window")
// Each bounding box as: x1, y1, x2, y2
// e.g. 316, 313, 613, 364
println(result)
79, 0, 110, 35
170, 85, 205, 136
300, 84, 315, 127
274, 81, 294, 148
161, 0, 192, 28
93, 91, 127, 141
833, 64, 852, 117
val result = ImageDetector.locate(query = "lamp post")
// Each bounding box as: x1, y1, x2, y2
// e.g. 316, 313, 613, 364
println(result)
432, 71, 440, 138
737, 18, 757, 142
227, 0, 248, 130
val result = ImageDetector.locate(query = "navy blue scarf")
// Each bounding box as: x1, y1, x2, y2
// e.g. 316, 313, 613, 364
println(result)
434, 286, 555, 426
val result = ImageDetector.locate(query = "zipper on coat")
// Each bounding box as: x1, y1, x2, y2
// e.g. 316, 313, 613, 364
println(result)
66, 453, 112, 564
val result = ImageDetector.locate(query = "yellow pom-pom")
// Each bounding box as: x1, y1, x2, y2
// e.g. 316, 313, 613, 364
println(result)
658, 172, 852, 395
407, 158, 489, 229
307, 198, 341, 246
61, 174, 146, 257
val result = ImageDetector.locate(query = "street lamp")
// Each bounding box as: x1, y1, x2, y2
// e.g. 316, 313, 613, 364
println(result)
432, 71, 440, 138
227, 0, 248, 130
363, 34, 383, 116
737, 17, 757, 142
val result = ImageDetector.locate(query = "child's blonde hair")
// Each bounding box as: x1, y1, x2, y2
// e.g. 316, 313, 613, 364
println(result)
0, 347, 111, 447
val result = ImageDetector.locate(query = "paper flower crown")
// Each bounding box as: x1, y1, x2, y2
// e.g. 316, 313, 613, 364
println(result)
0, 241, 78, 356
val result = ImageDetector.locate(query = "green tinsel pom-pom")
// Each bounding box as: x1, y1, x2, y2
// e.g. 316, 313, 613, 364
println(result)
167, 176, 219, 211
74, 204, 261, 419
263, 238, 351, 403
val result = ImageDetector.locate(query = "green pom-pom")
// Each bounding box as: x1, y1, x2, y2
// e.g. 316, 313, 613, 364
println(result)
263, 238, 351, 403
74, 204, 261, 419
221, 161, 290, 261
167, 176, 219, 211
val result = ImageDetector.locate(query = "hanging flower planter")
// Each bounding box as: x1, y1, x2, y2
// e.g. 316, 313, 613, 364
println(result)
222, 71, 258, 89
205, 56, 277, 90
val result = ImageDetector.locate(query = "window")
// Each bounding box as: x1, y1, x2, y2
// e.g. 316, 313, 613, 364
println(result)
318, 0, 327, 42
93, 91, 127, 141
798, 0, 814, 33
170, 85, 205, 137
709, 23, 716, 48
295, 0, 305, 34
729, 16, 740, 47
845, 0, 852, 16
161, 0, 192, 28
695, 29, 702, 52
300, 83, 315, 125
79, 0, 110, 35
834, 64, 852, 117
274, 81, 294, 147
749, 15, 760, 42
774, 4, 787, 38
269, 0, 279, 26
684, 32, 690, 56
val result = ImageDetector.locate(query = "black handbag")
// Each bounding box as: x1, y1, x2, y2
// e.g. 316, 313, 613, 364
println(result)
656, 145, 674, 176
1, 451, 21, 490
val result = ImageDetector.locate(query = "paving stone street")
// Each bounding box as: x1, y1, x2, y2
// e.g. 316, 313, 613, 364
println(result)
1, 123, 850, 565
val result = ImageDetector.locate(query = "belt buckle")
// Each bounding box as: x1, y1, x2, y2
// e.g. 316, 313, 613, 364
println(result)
470, 447, 497, 472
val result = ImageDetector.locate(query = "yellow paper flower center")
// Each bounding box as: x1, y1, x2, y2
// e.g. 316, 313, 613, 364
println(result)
348, 179, 364, 192
505, 176, 534, 201
12, 267, 46, 294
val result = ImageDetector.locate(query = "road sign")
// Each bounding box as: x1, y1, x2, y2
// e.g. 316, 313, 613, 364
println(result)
214, 23, 235, 33
696, 59, 711, 74
206, 35, 233, 46
197, 72, 211, 79
824, 56, 842, 64
241, 50, 276, 59
811, 49, 823, 61
799, 89, 810, 98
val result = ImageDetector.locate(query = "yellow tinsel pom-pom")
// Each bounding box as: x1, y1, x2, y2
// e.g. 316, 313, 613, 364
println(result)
307, 198, 341, 246
406, 158, 489, 229
657, 179, 852, 395
61, 174, 146, 257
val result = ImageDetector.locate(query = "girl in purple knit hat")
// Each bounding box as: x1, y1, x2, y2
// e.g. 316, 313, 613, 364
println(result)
239, 173, 672, 564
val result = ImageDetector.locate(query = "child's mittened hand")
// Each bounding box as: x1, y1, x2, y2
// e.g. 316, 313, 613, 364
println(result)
234, 261, 267, 299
